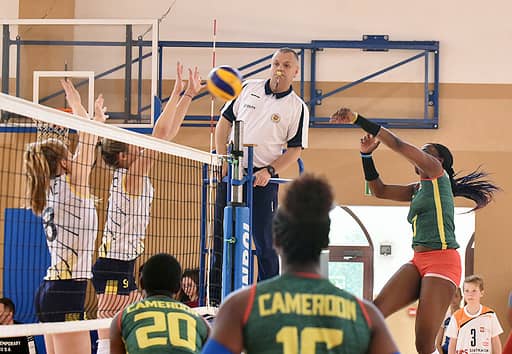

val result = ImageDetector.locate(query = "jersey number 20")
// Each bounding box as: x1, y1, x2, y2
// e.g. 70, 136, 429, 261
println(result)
134, 311, 197, 351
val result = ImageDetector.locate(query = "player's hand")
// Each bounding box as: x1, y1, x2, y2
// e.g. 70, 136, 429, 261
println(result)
61, 79, 82, 109
253, 169, 271, 187
330, 107, 356, 124
184, 66, 205, 98
360, 134, 380, 154
171, 61, 185, 97
93, 94, 108, 123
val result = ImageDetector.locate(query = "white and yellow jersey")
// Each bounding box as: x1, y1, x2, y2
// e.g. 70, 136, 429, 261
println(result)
43, 174, 98, 280
445, 305, 503, 353
99, 168, 154, 261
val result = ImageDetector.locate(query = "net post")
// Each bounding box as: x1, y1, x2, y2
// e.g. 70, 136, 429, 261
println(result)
199, 162, 209, 306
222, 120, 254, 300
231, 120, 244, 203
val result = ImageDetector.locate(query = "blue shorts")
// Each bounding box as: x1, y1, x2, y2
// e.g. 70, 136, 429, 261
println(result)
34, 280, 87, 322
92, 258, 137, 295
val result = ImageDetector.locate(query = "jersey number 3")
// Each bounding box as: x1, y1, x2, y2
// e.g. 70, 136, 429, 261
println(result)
276, 326, 343, 354
134, 311, 197, 351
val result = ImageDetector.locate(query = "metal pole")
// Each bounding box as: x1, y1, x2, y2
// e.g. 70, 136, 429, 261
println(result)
2, 25, 10, 120
2, 25, 10, 94
231, 120, 244, 204
198, 163, 209, 306
137, 35, 143, 121
15, 35, 20, 98
124, 25, 132, 120
309, 47, 317, 124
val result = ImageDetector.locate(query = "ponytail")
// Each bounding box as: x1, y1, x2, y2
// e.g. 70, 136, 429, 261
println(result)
431, 143, 499, 210
24, 139, 68, 215
452, 168, 499, 210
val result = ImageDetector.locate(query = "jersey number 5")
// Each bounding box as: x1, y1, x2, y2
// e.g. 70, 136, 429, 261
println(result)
276, 326, 343, 354
134, 311, 197, 351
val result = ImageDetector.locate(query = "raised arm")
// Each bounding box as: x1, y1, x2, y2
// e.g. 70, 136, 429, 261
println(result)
61, 79, 106, 193
151, 62, 183, 140
152, 62, 204, 141
359, 134, 416, 202
166, 66, 204, 140
125, 63, 203, 196
331, 108, 444, 179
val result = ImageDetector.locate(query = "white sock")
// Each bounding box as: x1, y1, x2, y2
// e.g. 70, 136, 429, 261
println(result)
97, 339, 110, 354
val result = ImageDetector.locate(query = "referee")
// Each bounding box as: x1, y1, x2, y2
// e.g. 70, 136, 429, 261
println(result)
212, 47, 310, 305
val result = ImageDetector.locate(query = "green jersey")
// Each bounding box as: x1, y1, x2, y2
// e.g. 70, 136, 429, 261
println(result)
242, 273, 372, 354
407, 172, 459, 250
120, 296, 208, 354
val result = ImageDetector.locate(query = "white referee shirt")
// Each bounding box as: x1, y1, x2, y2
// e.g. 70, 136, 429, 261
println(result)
221, 79, 309, 168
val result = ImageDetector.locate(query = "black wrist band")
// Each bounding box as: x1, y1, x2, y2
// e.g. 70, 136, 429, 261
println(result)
354, 114, 381, 136
361, 153, 379, 181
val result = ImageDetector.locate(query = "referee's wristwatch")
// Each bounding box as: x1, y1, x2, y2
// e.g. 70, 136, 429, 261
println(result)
265, 165, 276, 177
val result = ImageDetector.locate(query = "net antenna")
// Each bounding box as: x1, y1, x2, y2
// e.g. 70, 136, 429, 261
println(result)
203, 18, 219, 306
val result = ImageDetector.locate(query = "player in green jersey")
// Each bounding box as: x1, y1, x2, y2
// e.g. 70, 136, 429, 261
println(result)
110, 253, 209, 354
330, 108, 498, 354
202, 174, 399, 354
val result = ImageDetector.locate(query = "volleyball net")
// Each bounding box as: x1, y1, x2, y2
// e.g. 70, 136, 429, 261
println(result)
0, 92, 221, 333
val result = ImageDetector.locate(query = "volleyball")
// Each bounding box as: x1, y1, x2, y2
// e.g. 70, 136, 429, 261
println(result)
207, 65, 243, 101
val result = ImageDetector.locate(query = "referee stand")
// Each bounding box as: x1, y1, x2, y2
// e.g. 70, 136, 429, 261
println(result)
198, 121, 306, 306
221, 120, 255, 300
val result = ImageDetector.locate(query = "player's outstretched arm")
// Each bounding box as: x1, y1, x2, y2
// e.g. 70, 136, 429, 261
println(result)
359, 133, 416, 202
331, 108, 443, 179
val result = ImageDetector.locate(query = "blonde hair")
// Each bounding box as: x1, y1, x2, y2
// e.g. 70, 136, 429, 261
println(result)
464, 274, 484, 291
24, 139, 68, 215
99, 138, 127, 168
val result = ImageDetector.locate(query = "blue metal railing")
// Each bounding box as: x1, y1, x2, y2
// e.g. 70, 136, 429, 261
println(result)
1, 24, 440, 130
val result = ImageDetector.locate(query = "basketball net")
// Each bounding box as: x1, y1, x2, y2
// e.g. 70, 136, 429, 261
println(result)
35, 107, 70, 145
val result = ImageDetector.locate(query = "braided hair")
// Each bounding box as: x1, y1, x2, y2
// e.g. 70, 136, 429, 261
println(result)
431, 143, 499, 210
272, 174, 333, 265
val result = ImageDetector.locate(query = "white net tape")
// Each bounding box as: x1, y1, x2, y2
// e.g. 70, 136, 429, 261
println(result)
0, 307, 218, 338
